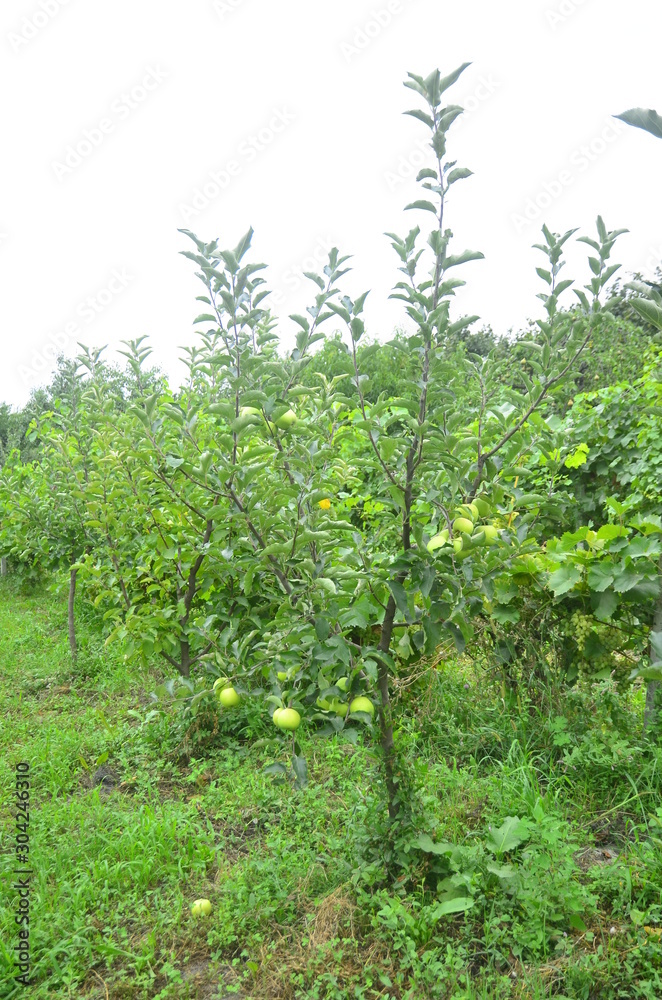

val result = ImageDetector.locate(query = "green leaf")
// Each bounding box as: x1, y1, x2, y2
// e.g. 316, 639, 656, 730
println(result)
264, 762, 287, 777
485, 816, 529, 854
443, 250, 484, 269
388, 581, 409, 616
436, 62, 472, 98
565, 443, 589, 469
404, 109, 435, 128
591, 590, 618, 621
404, 200, 438, 214
596, 524, 627, 541
613, 567, 643, 592
314, 617, 331, 640
233, 226, 254, 261
614, 107, 662, 140
491, 605, 520, 625
447, 167, 473, 185
487, 862, 516, 880
637, 667, 662, 682
415, 834, 453, 855
431, 896, 474, 917
443, 621, 466, 654
548, 565, 582, 596
291, 755, 308, 788
631, 298, 662, 332
587, 562, 615, 593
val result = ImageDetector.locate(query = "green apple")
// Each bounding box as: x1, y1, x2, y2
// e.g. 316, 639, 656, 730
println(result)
471, 530, 486, 546
427, 529, 449, 553
349, 696, 375, 717
455, 504, 477, 522
191, 898, 212, 917
330, 698, 347, 717
212, 677, 229, 693
218, 686, 240, 708
274, 408, 297, 429
453, 517, 474, 535
482, 524, 499, 543
452, 537, 463, 554
273, 707, 301, 730
336, 677, 349, 692
474, 497, 491, 518
239, 406, 261, 418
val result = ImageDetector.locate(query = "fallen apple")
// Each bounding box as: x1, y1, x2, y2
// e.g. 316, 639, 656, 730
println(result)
273, 707, 301, 730
191, 898, 212, 917
218, 686, 240, 708
349, 696, 375, 717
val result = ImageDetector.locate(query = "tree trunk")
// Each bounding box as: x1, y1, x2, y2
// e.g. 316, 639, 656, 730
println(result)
0, 556, 7, 576
68, 566, 77, 662
179, 639, 191, 679
377, 593, 401, 819
644, 554, 662, 734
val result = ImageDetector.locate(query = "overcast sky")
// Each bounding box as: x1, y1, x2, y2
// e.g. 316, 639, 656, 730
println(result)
1, 0, 660, 408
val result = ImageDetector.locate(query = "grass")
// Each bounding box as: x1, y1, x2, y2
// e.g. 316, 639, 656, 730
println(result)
1, 579, 661, 998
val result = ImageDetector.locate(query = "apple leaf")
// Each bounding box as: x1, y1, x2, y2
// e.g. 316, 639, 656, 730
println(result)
291, 755, 308, 789
614, 107, 662, 140
263, 762, 287, 776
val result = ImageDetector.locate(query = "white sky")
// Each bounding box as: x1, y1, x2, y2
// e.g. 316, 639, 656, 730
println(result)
1, 0, 660, 408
